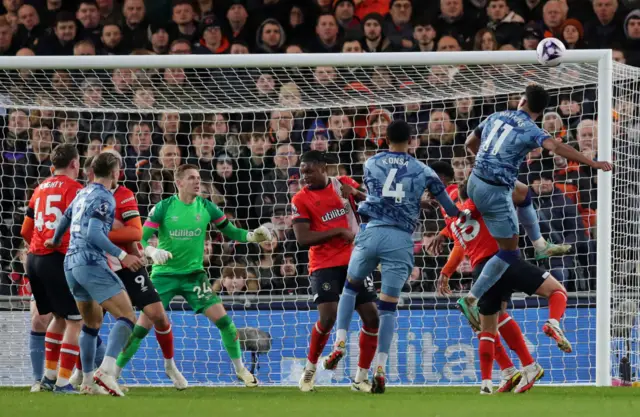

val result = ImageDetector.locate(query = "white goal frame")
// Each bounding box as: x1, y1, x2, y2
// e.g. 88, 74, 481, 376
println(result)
0, 50, 614, 387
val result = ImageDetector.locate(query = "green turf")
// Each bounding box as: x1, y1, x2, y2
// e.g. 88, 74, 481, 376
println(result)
4, 387, 639, 417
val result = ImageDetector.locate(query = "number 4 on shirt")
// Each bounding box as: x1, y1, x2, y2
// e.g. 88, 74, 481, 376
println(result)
382, 168, 406, 203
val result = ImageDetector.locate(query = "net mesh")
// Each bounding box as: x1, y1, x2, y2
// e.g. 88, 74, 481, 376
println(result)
0, 59, 638, 386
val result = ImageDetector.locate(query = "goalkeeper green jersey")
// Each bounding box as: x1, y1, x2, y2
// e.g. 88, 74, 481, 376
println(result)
142, 195, 248, 277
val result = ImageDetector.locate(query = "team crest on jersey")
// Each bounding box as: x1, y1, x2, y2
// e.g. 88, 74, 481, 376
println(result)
171, 216, 179, 222
195, 214, 201, 221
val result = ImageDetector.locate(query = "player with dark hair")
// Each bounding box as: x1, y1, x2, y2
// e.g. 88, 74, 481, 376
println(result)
292, 150, 379, 392
430, 179, 572, 394
47, 152, 145, 396
334, 120, 460, 393
80, 152, 187, 390
460, 84, 612, 327
115, 164, 272, 387
20, 144, 86, 393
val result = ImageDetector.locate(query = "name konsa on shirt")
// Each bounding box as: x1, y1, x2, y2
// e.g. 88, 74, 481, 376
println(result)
321, 207, 347, 223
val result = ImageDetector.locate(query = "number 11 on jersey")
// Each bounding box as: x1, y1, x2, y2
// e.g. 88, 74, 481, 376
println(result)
382, 168, 406, 203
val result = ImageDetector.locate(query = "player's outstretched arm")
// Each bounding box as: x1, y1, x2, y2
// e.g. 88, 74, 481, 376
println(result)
542, 138, 613, 171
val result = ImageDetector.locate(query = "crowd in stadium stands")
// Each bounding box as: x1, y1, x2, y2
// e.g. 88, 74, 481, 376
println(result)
1, 0, 638, 299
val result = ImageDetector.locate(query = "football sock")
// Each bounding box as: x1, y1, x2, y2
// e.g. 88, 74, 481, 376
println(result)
358, 326, 378, 371
215, 315, 243, 372
95, 336, 105, 368
336, 280, 359, 334
548, 290, 568, 321
56, 344, 79, 387
335, 329, 347, 348
469, 250, 519, 299
80, 325, 98, 383
516, 189, 546, 250
154, 324, 175, 360
44, 332, 63, 380
307, 321, 331, 366
478, 332, 495, 381
116, 325, 150, 369
104, 318, 134, 375
29, 331, 45, 381
376, 301, 397, 372
494, 335, 514, 371
498, 313, 534, 367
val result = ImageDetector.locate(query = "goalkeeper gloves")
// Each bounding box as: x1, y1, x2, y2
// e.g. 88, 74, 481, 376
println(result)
144, 246, 173, 265
246, 225, 272, 243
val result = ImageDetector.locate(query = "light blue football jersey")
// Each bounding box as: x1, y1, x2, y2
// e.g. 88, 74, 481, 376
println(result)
358, 151, 446, 233
473, 110, 550, 186
64, 182, 116, 266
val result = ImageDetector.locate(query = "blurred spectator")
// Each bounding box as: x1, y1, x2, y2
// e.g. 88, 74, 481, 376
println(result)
226, 1, 252, 47
384, 0, 413, 50
101, 21, 126, 54
522, 20, 543, 50
121, 0, 148, 51
158, 143, 182, 171
170, 0, 199, 43
411, 16, 437, 51
541, 0, 567, 38
362, 12, 392, 51
307, 12, 341, 52
436, 34, 462, 51
485, 0, 524, 47
584, 0, 624, 49
213, 265, 259, 295
124, 120, 153, 187
148, 23, 170, 54
435, 0, 480, 46
0, 16, 17, 56
73, 39, 96, 55
188, 123, 217, 171
16, 4, 43, 50
26, 123, 53, 183
561, 18, 585, 49
255, 18, 286, 53
36, 11, 77, 55
334, 0, 361, 34
97, 0, 123, 24
473, 28, 498, 50
76, 0, 102, 46
623, 9, 640, 67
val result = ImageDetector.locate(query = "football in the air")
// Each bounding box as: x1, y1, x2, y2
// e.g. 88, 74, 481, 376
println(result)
536, 37, 566, 67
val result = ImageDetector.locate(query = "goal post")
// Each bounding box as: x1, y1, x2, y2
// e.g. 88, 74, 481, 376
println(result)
0, 50, 633, 387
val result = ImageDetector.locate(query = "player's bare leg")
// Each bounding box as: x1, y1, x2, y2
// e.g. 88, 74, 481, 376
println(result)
301, 302, 337, 392
29, 301, 51, 392
204, 303, 257, 387
536, 275, 572, 353
512, 181, 571, 260
495, 303, 522, 393
458, 235, 519, 330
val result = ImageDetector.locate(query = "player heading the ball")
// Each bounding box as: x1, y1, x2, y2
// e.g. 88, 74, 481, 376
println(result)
459, 84, 613, 328
124, 164, 272, 387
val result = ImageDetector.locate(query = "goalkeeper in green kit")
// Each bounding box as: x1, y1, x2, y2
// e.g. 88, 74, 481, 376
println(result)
115, 164, 272, 386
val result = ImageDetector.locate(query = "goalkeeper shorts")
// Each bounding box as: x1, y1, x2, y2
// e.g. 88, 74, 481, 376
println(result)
153, 271, 221, 314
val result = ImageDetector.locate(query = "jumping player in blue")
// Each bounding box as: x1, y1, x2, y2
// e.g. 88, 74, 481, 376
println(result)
333, 120, 460, 393
47, 152, 144, 396
460, 84, 612, 327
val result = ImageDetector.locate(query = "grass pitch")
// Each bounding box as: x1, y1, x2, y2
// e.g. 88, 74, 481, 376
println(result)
4, 386, 639, 417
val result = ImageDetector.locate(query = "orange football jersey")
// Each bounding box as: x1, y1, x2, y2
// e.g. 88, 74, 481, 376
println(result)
27, 175, 83, 255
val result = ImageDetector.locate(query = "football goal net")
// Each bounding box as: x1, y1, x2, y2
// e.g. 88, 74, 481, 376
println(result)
0, 50, 637, 387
